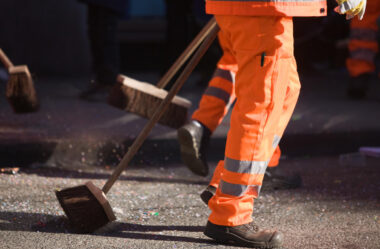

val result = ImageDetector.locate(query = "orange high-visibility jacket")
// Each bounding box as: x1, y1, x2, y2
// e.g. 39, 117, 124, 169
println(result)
206, 0, 327, 17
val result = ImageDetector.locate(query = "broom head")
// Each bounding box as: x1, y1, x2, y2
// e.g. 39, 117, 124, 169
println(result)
108, 74, 191, 129
6, 65, 39, 113
55, 181, 116, 233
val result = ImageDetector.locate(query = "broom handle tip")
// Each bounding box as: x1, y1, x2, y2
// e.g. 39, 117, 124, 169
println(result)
0, 48, 14, 69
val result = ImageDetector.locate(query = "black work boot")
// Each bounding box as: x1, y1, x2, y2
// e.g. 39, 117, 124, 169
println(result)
262, 167, 302, 191
200, 185, 217, 205
204, 221, 283, 248
347, 73, 370, 100
177, 120, 211, 176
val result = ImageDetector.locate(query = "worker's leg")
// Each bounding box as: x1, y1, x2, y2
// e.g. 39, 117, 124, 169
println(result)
262, 57, 302, 190
87, 4, 120, 85
208, 15, 299, 226
346, 0, 380, 99
207, 63, 300, 193
346, 4, 379, 77
80, 3, 120, 99
177, 33, 237, 176
192, 33, 237, 132
180, 32, 282, 176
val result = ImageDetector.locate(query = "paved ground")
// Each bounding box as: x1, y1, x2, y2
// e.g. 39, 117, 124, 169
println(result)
0, 156, 379, 249
0, 69, 380, 248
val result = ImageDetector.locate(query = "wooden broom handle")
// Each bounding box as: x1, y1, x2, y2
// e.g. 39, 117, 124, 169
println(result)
0, 48, 14, 69
156, 17, 217, 89
102, 23, 220, 194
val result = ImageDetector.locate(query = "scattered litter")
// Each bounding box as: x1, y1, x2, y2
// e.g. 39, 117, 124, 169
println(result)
359, 147, 380, 158
147, 211, 159, 216
0, 167, 19, 175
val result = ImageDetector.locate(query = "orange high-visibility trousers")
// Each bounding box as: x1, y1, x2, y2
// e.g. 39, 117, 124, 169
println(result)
346, 0, 380, 77
208, 15, 301, 226
192, 32, 281, 168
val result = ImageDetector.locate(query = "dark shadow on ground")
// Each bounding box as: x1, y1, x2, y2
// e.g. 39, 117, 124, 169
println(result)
0, 211, 212, 245
268, 157, 380, 205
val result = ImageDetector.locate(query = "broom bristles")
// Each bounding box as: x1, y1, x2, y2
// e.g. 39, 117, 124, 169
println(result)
55, 182, 115, 233
6, 66, 39, 113
107, 75, 191, 129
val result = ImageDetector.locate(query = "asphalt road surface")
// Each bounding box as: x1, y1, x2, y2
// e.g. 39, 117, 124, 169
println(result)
1, 155, 379, 249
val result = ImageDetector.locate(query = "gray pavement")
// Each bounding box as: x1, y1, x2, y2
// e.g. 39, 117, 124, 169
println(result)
0, 69, 380, 248
0, 156, 379, 248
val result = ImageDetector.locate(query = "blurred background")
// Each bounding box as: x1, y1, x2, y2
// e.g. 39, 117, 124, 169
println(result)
0, 0, 379, 168
0, 0, 354, 78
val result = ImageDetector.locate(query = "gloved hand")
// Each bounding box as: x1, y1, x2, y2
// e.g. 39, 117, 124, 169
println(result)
335, 0, 366, 20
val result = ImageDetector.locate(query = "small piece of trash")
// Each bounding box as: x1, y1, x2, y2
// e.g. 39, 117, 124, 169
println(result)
148, 211, 159, 216
0, 167, 19, 175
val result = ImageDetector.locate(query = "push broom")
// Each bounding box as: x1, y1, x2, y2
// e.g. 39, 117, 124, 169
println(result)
0, 48, 39, 113
55, 18, 220, 233
107, 18, 218, 129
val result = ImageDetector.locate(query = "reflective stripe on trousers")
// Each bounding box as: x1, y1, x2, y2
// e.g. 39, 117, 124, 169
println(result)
204, 68, 235, 104
209, 146, 282, 190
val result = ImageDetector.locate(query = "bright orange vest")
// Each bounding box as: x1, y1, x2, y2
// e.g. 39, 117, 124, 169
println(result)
206, 0, 327, 17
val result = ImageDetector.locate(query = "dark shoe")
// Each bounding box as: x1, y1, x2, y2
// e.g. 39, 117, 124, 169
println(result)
177, 120, 211, 176
262, 167, 302, 191
204, 221, 283, 248
347, 73, 370, 100
200, 185, 217, 205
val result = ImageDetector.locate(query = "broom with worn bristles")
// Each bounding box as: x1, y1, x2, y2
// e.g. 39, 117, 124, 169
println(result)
108, 18, 218, 129
55, 19, 219, 233
0, 48, 39, 113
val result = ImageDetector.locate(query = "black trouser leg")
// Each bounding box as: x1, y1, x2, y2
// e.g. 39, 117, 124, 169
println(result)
87, 4, 119, 85
165, 0, 194, 66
